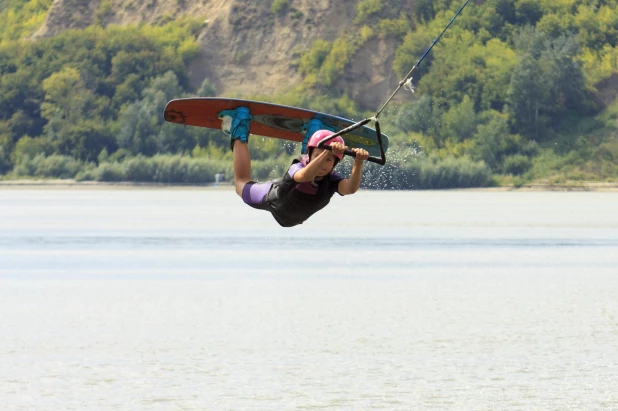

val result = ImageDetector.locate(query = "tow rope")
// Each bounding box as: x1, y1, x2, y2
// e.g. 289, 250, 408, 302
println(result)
318, 0, 471, 165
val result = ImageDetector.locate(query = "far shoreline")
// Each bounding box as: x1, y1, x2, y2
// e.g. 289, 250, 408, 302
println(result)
1, 179, 617, 192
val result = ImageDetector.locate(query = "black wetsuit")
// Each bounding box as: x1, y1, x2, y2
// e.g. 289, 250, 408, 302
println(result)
241, 158, 343, 227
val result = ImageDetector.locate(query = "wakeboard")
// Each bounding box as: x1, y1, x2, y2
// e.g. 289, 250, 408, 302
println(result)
163, 98, 389, 157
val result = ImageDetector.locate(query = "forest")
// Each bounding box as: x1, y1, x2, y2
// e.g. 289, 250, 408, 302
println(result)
1, 0, 617, 188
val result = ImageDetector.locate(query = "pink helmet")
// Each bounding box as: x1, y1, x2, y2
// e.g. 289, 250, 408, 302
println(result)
306, 130, 345, 160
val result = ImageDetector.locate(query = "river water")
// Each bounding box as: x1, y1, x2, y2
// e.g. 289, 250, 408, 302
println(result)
1, 188, 617, 410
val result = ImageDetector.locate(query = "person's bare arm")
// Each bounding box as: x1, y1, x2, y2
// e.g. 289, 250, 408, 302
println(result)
293, 151, 331, 182
338, 148, 369, 195
293, 143, 346, 182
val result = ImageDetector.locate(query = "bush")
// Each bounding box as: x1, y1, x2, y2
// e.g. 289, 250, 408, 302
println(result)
79, 155, 234, 183
271, 0, 289, 14
378, 17, 410, 39
503, 154, 532, 175
299, 39, 331, 78
12, 154, 83, 179
417, 156, 491, 189
355, 0, 383, 24
91, 162, 126, 182
11, 136, 54, 164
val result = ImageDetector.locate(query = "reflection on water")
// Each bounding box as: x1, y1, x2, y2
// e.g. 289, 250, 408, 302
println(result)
0, 189, 617, 410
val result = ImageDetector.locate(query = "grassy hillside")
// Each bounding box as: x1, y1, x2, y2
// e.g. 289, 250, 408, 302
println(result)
1, 0, 617, 188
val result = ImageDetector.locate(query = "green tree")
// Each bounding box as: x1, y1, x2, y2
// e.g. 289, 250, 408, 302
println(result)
507, 53, 545, 137
389, 95, 442, 138
514, 0, 544, 26
0, 0, 53, 43
441, 96, 477, 141
53, 121, 116, 162
41, 67, 95, 124
508, 29, 591, 138
117, 71, 190, 156
39, 66, 115, 161
413, 0, 436, 23
471, 113, 510, 171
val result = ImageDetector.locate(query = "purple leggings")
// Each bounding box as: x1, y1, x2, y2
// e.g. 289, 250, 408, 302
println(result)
242, 181, 273, 210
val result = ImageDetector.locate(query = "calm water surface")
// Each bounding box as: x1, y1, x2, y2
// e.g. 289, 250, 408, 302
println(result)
0, 188, 617, 410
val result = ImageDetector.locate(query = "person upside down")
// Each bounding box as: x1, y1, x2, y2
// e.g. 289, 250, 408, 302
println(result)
222, 107, 370, 227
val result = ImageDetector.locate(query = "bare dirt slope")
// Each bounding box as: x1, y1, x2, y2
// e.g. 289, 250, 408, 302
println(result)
32, 0, 400, 110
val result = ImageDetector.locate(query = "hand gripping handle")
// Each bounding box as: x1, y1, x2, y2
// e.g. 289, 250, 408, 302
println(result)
317, 118, 386, 165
